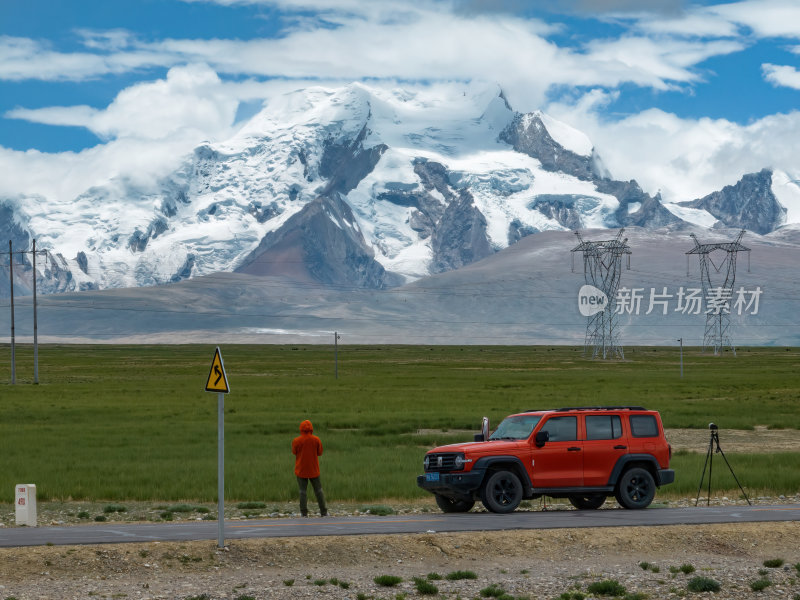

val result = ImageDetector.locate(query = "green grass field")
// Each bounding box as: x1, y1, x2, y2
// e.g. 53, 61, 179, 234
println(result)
1, 344, 799, 504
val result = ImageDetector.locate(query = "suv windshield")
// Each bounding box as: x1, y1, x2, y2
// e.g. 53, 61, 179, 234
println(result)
489, 414, 542, 440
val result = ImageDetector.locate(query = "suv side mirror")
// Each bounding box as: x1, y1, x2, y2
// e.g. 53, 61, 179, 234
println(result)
534, 431, 549, 447
474, 433, 485, 442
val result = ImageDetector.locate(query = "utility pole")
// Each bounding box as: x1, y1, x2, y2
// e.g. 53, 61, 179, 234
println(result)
9, 240, 15, 384
334, 331, 340, 379
678, 338, 683, 378
4, 239, 48, 384
30, 239, 48, 384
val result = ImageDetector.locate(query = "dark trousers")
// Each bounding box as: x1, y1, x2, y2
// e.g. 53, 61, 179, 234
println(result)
297, 476, 327, 515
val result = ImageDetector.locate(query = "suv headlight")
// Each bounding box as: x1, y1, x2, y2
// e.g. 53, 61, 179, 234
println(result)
454, 454, 465, 469
424, 455, 430, 469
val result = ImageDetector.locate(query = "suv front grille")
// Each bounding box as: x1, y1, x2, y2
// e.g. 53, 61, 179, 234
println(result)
425, 453, 459, 472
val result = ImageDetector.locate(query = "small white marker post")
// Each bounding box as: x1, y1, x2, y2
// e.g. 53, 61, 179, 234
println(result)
205, 347, 230, 549
15, 483, 37, 526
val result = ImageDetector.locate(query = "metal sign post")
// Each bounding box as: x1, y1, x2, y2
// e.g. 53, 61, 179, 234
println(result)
217, 391, 224, 547
205, 347, 230, 549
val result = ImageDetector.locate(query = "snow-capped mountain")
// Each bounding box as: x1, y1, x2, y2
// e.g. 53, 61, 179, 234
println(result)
2, 82, 799, 299
668, 168, 800, 234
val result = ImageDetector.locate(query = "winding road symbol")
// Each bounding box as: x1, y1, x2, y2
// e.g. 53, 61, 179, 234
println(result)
205, 347, 230, 393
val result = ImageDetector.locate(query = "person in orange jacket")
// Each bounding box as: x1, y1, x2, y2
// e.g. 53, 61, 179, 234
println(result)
291, 419, 328, 517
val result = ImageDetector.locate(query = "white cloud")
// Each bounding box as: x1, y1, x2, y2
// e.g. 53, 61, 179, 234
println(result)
128, 9, 749, 114
0, 1, 748, 99
710, 0, 800, 40
6, 64, 239, 142
762, 63, 800, 89
625, 0, 800, 41
0, 136, 200, 204
0, 36, 114, 81
633, 12, 741, 38
0, 65, 275, 202
76, 29, 139, 52
583, 36, 746, 89
144, 13, 566, 110
546, 90, 800, 203
0, 35, 174, 81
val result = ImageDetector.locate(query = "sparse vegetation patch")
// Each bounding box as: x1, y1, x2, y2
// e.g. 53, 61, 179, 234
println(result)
686, 576, 721, 593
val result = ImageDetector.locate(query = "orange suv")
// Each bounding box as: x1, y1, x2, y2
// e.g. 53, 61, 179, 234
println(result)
417, 406, 674, 513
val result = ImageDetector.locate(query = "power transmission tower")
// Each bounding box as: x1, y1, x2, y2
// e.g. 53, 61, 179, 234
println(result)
686, 230, 750, 355
571, 229, 631, 359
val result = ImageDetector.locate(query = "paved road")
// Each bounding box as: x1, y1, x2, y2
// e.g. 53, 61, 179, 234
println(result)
2, 504, 799, 548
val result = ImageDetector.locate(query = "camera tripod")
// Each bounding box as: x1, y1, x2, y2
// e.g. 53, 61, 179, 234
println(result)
695, 425, 751, 506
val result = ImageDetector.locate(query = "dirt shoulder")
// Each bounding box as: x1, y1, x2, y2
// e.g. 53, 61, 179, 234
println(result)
665, 426, 800, 454
2, 523, 800, 599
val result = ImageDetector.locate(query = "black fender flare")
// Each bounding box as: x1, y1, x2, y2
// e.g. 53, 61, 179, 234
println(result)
472, 456, 534, 496
607, 454, 663, 487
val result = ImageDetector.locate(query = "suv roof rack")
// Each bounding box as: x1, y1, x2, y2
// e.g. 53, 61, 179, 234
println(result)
524, 406, 648, 412
556, 406, 647, 412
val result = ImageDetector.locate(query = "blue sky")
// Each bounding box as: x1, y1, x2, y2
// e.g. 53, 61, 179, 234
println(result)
1, 0, 799, 204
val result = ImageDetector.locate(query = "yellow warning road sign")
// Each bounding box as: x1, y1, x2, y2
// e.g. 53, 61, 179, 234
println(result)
205, 347, 230, 393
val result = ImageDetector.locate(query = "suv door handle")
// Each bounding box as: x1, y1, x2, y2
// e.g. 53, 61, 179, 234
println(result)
567, 447, 581, 452
614, 445, 627, 450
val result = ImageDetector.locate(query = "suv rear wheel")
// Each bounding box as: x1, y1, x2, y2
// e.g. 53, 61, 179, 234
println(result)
615, 467, 656, 509
480, 470, 523, 514
568, 494, 606, 510
435, 494, 475, 513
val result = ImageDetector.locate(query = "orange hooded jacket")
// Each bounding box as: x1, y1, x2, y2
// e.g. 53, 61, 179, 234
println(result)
292, 419, 323, 478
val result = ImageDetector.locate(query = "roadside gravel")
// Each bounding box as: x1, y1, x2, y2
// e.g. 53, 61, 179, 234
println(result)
1, 521, 800, 599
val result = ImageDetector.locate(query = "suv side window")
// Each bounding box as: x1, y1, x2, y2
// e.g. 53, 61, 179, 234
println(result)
540, 416, 577, 442
586, 415, 622, 440
630, 414, 658, 437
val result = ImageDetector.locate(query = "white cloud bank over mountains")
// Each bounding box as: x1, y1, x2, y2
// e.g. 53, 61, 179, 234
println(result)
1, 0, 800, 206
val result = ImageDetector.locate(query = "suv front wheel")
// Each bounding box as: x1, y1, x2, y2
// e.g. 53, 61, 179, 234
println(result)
615, 467, 656, 509
480, 470, 523, 514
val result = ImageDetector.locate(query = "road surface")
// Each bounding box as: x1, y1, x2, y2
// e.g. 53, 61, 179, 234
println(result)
2, 504, 799, 548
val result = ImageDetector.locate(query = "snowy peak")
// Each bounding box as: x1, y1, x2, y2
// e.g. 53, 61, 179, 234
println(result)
499, 112, 597, 181
234, 83, 372, 142
771, 170, 800, 225
677, 169, 786, 234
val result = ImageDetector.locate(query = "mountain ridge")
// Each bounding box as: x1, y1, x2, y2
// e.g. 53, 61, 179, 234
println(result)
2, 82, 799, 299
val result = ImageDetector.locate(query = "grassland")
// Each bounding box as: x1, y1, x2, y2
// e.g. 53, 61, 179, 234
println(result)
1, 344, 799, 504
